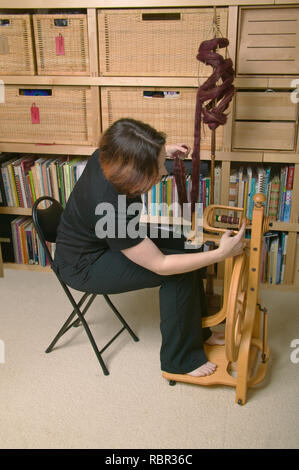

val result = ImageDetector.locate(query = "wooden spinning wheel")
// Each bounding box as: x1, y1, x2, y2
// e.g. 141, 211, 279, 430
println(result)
163, 194, 270, 405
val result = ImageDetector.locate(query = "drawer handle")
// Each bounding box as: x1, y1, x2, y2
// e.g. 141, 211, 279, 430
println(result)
54, 19, 68, 27
143, 91, 180, 98
19, 89, 52, 96
142, 13, 181, 21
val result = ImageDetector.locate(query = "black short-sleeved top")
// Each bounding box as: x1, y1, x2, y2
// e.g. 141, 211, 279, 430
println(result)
54, 149, 145, 267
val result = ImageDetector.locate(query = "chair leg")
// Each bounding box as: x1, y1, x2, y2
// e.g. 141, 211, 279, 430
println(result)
103, 294, 139, 342
73, 305, 110, 376
46, 286, 139, 376
45, 292, 91, 353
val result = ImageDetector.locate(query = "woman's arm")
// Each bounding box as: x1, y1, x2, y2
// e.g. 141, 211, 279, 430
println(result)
121, 222, 246, 276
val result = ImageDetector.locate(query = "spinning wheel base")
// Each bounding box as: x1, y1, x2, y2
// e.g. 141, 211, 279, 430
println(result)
162, 341, 270, 404
163, 344, 236, 388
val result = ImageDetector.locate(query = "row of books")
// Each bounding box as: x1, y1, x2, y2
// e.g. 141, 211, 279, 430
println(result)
1, 214, 294, 286
0, 153, 296, 224
142, 166, 221, 217
2, 215, 54, 267
0, 153, 88, 209
260, 231, 289, 284
229, 164, 295, 222
143, 163, 296, 223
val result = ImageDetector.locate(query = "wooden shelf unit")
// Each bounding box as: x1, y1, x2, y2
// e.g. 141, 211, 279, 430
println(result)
0, 1, 299, 289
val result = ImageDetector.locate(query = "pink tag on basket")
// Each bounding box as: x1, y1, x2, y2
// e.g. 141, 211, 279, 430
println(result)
31, 104, 40, 124
55, 34, 65, 55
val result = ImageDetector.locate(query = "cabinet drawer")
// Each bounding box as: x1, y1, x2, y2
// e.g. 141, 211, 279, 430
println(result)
237, 7, 299, 75
233, 122, 296, 151
0, 14, 35, 75
235, 92, 298, 121
101, 87, 223, 151
0, 85, 93, 145
98, 8, 228, 77
33, 14, 89, 75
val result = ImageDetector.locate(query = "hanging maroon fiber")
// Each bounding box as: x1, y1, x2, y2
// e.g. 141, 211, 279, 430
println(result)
174, 37, 235, 214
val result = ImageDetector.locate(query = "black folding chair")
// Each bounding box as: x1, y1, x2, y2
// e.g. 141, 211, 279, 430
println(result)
32, 196, 139, 376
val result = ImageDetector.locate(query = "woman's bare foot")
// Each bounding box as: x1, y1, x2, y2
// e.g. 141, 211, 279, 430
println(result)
187, 361, 217, 377
205, 331, 225, 346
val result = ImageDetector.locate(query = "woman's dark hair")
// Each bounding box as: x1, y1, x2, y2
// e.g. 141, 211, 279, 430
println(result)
98, 118, 166, 197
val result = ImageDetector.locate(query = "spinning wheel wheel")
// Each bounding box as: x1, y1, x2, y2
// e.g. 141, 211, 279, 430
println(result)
225, 252, 249, 363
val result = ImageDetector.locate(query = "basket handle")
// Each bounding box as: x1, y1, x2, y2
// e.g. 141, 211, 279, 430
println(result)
54, 19, 68, 27
142, 13, 181, 21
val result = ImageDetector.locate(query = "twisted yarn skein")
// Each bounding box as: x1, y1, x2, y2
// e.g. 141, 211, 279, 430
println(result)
174, 37, 235, 214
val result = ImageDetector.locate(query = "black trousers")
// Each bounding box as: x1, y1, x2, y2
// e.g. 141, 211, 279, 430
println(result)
55, 227, 212, 374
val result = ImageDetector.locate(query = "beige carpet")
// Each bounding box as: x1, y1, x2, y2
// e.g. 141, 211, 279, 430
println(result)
0, 268, 298, 449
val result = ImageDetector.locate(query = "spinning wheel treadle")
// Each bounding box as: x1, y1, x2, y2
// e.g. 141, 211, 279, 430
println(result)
225, 252, 249, 363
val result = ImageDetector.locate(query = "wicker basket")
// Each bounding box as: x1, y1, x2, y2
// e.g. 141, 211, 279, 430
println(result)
0, 85, 93, 145
101, 87, 223, 151
0, 14, 35, 75
98, 8, 228, 77
33, 14, 89, 75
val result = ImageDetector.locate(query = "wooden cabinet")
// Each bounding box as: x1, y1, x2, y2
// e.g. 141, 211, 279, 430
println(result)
237, 6, 299, 75
233, 91, 298, 151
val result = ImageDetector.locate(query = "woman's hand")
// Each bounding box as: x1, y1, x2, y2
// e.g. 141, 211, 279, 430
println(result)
165, 143, 191, 159
217, 221, 247, 261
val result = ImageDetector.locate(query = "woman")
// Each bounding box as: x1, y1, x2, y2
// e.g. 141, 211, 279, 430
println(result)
54, 118, 246, 377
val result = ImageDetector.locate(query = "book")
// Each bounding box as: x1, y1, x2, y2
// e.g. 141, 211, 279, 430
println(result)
214, 165, 221, 205
49, 159, 60, 202
228, 169, 239, 217
280, 233, 288, 284
25, 221, 35, 264
276, 236, 282, 284
283, 190, 292, 222
286, 165, 294, 190
278, 166, 287, 221
19, 156, 36, 208
7, 159, 20, 207
246, 166, 252, 219
243, 179, 248, 218
237, 166, 244, 208
0, 154, 20, 206
268, 175, 280, 221
248, 172, 256, 220
256, 166, 267, 196
13, 157, 29, 207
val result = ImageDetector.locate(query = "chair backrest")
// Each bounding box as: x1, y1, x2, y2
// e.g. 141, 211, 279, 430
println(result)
32, 196, 63, 265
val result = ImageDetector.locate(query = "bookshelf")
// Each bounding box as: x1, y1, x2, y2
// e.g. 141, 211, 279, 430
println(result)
0, 1, 299, 289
